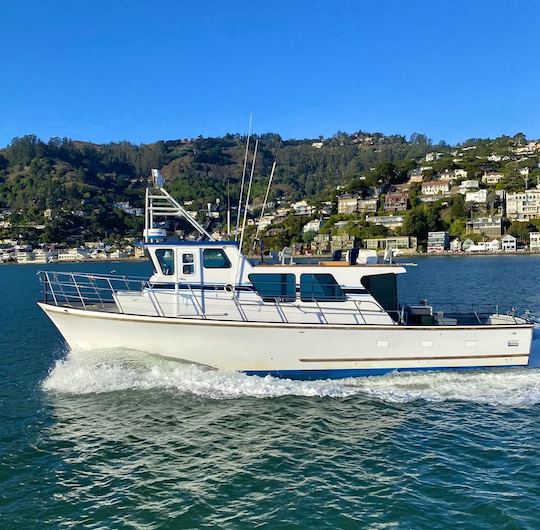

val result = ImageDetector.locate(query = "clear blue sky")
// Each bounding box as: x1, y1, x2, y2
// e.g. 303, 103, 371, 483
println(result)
1, 0, 539, 147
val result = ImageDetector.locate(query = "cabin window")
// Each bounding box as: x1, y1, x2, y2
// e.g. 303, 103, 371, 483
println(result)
361, 273, 398, 322
203, 248, 231, 269
182, 253, 195, 275
155, 249, 175, 275
300, 274, 345, 302
248, 273, 296, 302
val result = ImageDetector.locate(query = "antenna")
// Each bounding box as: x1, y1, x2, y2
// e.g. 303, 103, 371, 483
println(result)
235, 114, 252, 240
226, 178, 231, 237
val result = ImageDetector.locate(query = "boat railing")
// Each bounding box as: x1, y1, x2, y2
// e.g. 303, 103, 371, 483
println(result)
39, 271, 152, 313
38, 271, 531, 325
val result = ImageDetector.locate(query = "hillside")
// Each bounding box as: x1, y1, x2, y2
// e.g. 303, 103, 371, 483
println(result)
0, 131, 432, 243
1, 131, 539, 249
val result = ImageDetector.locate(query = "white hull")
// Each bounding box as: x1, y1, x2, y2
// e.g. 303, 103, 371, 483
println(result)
39, 303, 534, 379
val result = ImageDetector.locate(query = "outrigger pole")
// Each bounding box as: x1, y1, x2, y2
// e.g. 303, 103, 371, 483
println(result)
253, 140, 281, 248
235, 114, 253, 240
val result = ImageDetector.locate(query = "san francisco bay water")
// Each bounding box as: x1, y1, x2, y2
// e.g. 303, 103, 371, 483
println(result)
2, 255, 540, 528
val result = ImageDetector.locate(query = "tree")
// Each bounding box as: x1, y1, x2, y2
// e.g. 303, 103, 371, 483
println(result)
402, 206, 428, 240
508, 221, 533, 242
303, 230, 317, 244
449, 219, 466, 238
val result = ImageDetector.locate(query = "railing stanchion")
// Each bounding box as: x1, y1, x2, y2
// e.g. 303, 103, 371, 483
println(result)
73, 274, 86, 309
188, 284, 207, 319
107, 278, 123, 313
46, 272, 59, 306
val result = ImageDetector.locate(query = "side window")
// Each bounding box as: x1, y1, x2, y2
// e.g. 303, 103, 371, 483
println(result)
203, 248, 231, 269
300, 274, 345, 302
182, 253, 194, 275
155, 249, 175, 275
249, 273, 296, 302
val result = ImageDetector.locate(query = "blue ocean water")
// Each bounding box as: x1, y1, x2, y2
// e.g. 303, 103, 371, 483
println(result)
2, 255, 540, 528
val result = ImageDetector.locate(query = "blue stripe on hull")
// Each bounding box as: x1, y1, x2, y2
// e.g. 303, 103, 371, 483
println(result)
244, 365, 526, 380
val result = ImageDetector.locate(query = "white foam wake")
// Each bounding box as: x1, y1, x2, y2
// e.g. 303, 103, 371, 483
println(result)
42, 349, 540, 406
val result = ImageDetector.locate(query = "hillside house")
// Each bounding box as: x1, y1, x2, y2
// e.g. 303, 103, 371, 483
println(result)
465, 189, 488, 203
506, 190, 540, 221
482, 172, 505, 185
384, 191, 408, 212
466, 216, 503, 237
422, 180, 450, 196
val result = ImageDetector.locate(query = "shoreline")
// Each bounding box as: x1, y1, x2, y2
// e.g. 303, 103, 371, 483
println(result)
4, 251, 540, 266
0, 257, 146, 265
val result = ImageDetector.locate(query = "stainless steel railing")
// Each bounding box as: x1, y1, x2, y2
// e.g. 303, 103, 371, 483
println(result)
38, 271, 531, 325
39, 271, 151, 312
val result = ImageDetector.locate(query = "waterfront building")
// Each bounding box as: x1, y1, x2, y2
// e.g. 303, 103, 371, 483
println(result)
506, 190, 540, 221
466, 216, 503, 237
421, 180, 450, 196
33, 249, 58, 263
465, 189, 488, 203
311, 233, 331, 255
501, 234, 517, 252
384, 191, 408, 212
462, 239, 475, 251
427, 231, 449, 253
134, 247, 146, 259
466, 240, 501, 253
364, 236, 417, 252
16, 251, 35, 263
330, 233, 357, 253
365, 215, 404, 229
529, 232, 540, 252
450, 238, 462, 252
57, 248, 89, 261
109, 250, 129, 260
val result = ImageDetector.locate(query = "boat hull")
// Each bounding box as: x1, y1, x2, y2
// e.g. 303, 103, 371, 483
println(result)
39, 303, 534, 379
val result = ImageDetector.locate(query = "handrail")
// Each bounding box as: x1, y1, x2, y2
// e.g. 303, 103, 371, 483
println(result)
38, 271, 532, 325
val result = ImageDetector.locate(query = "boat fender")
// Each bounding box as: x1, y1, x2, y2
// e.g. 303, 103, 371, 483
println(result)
225, 284, 235, 298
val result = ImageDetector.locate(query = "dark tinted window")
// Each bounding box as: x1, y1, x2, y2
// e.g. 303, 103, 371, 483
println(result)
182, 253, 194, 275
361, 273, 398, 321
203, 248, 231, 268
300, 274, 345, 302
249, 273, 296, 302
155, 249, 175, 275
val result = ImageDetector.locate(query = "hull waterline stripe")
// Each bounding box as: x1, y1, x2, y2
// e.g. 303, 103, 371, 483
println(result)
299, 353, 529, 363
244, 365, 527, 380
